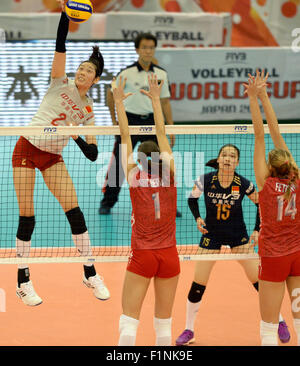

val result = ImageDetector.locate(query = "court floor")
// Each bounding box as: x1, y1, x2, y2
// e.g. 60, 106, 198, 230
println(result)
0, 133, 299, 346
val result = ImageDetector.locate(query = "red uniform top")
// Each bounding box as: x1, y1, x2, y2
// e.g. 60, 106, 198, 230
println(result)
258, 176, 300, 257
129, 168, 177, 250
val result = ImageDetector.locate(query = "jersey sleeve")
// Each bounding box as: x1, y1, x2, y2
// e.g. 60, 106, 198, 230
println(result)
241, 176, 255, 196
190, 175, 205, 198
49, 75, 69, 88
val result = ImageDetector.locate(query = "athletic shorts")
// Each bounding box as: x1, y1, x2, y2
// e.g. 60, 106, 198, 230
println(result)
127, 245, 180, 279
259, 250, 300, 282
12, 137, 64, 171
199, 232, 249, 250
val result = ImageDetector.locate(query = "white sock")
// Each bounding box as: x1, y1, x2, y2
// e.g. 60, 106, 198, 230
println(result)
185, 299, 201, 331
154, 317, 172, 346
16, 238, 30, 269
72, 231, 93, 265
279, 314, 284, 322
118, 314, 139, 346
260, 320, 278, 346
293, 318, 300, 346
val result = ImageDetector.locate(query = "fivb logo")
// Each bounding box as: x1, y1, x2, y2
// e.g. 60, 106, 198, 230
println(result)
44, 127, 57, 133
139, 126, 153, 133
234, 125, 248, 133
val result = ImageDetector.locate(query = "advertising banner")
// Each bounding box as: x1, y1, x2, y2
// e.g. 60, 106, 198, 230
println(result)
105, 12, 230, 47
0, 0, 299, 47
156, 47, 300, 121
0, 12, 230, 47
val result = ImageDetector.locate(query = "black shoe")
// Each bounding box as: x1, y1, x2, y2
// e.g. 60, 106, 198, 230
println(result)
176, 210, 182, 218
99, 206, 111, 215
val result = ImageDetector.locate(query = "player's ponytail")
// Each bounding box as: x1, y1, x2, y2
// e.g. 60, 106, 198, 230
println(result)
268, 149, 299, 201
79, 45, 104, 78
89, 45, 104, 77
205, 158, 218, 169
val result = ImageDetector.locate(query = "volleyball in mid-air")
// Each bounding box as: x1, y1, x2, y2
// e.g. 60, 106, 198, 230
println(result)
65, 0, 93, 23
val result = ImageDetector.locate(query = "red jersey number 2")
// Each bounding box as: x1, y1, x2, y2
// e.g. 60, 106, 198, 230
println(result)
51, 113, 67, 126
277, 193, 297, 221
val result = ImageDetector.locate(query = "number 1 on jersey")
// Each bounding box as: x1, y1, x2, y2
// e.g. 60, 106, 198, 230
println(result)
152, 192, 161, 220
277, 193, 297, 221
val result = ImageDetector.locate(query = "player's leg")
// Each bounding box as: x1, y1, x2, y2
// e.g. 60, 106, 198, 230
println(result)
232, 241, 259, 286
233, 242, 290, 342
153, 275, 179, 346
42, 162, 109, 300
176, 246, 219, 346
13, 167, 42, 306
286, 252, 300, 346
119, 270, 151, 346
259, 279, 285, 345
152, 246, 180, 346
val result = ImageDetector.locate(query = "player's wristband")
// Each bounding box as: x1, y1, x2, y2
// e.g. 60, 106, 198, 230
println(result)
254, 203, 260, 232
56, 12, 69, 53
74, 136, 98, 162
188, 197, 201, 221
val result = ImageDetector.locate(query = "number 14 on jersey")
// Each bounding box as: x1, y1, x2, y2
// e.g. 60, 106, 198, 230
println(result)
277, 193, 297, 221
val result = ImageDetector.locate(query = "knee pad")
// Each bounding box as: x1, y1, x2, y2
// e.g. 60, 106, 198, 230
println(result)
118, 314, 139, 346
65, 207, 87, 235
154, 317, 172, 337
16, 216, 35, 241
260, 320, 278, 346
119, 314, 139, 334
119, 314, 139, 336
154, 317, 172, 346
188, 282, 206, 303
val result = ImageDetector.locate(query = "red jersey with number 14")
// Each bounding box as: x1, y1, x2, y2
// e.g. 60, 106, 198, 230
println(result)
129, 169, 177, 250
258, 176, 300, 257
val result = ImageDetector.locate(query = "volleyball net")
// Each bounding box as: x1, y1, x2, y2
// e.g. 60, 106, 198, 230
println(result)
1, 124, 299, 264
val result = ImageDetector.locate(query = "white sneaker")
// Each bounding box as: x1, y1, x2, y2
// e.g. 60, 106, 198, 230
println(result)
16, 280, 43, 306
83, 274, 110, 300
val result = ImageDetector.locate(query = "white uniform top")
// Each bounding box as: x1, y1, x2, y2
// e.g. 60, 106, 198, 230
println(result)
115, 62, 170, 115
26, 75, 95, 155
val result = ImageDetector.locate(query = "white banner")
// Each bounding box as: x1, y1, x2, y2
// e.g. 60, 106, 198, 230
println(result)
0, 12, 231, 47
156, 47, 300, 121
105, 12, 230, 47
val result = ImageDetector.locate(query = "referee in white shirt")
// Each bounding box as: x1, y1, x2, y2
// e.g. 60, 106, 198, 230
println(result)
100, 33, 181, 217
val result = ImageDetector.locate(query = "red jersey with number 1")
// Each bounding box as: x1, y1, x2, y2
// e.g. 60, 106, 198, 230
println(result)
258, 176, 300, 257
129, 169, 177, 250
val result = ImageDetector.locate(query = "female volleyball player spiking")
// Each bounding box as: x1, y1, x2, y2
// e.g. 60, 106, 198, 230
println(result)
244, 70, 300, 346
12, 0, 109, 306
176, 142, 290, 345
112, 73, 180, 346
